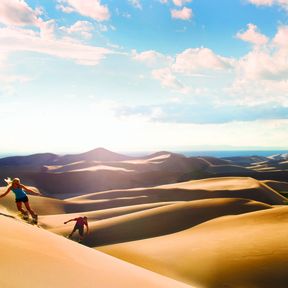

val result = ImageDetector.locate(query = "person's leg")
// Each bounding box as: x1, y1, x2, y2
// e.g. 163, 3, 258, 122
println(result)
16, 202, 26, 214
78, 226, 84, 242
68, 226, 77, 239
24, 201, 37, 218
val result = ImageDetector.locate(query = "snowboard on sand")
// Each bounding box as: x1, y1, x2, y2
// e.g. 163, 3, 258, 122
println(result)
18, 212, 39, 226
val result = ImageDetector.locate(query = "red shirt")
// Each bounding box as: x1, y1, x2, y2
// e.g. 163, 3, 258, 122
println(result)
75, 217, 87, 227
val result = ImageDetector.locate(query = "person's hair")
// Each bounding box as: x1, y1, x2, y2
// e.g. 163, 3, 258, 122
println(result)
4, 177, 20, 186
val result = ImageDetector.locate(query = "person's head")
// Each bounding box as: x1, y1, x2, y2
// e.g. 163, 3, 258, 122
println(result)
4, 177, 20, 187
84, 216, 87, 220
11, 178, 20, 187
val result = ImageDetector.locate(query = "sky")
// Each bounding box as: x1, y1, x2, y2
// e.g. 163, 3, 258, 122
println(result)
1, 0, 288, 154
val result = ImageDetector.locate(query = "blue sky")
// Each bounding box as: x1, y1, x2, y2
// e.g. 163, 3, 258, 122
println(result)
1, 0, 288, 153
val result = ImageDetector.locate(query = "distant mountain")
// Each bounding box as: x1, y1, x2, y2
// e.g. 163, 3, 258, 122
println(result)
0, 153, 59, 166
1, 148, 288, 198
0, 148, 132, 167
222, 156, 270, 166
268, 154, 288, 161
140, 151, 185, 160
54, 148, 133, 165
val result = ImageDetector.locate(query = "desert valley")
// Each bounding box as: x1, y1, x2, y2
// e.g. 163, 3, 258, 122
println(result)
0, 148, 288, 287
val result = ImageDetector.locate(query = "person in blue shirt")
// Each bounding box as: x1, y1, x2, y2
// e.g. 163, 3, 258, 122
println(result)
0, 177, 38, 222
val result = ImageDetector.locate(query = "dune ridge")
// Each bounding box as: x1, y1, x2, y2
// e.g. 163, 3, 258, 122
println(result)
50, 198, 271, 247
99, 206, 288, 288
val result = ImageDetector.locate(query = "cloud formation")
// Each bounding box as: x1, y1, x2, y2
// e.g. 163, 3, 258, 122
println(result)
230, 24, 288, 106
236, 23, 269, 46
39, 19, 56, 40
171, 7, 192, 20
57, 0, 110, 21
131, 50, 172, 67
0, 27, 111, 66
247, 0, 288, 10
152, 68, 189, 94
236, 24, 288, 81
117, 101, 288, 124
173, 48, 234, 74
172, 0, 192, 6
0, 0, 39, 26
60, 21, 94, 39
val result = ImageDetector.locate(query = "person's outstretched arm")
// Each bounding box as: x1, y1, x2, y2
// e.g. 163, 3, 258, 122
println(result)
20, 184, 39, 195
0, 186, 11, 198
64, 218, 76, 224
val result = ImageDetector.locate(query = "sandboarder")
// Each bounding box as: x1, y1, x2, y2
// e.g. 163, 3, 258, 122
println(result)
64, 216, 89, 242
0, 177, 38, 223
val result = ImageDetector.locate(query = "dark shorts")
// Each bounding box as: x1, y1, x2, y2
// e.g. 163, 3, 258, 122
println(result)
73, 224, 84, 236
15, 196, 29, 203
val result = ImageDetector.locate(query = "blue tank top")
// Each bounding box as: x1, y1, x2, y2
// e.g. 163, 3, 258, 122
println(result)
11, 187, 27, 199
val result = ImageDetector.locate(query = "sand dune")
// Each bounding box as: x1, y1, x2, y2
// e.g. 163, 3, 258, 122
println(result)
54, 147, 133, 165
268, 153, 288, 161
1, 149, 288, 199
99, 206, 288, 288
0, 150, 213, 198
262, 180, 288, 200
222, 156, 270, 166
68, 177, 287, 206
45, 153, 208, 175
1, 171, 287, 288
206, 164, 253, 174
49, 198, 271, 247
0, 214, 192, 288
0, 153, 58, 166
39, 202, 178, 229
196, 157, 231, 166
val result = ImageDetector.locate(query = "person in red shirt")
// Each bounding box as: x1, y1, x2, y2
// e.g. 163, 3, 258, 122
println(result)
64, 216, 89, 242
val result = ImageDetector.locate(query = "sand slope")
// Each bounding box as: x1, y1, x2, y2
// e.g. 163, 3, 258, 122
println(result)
263, 179, 288, 193
49, 198, 271, 247
0, 214, 193, 288
68, 177, 287, 206
99, 206, 288, 288
1, 175, 287, 288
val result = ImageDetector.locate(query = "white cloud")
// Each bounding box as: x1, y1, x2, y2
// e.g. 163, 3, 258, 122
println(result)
228, 25, 288, 106
131, 50, 172, 66
57, 0, 110, 21
273, 25, 288, 48
236, 49, 288, 81
0, 0, 39, 26
235, 25, 288, 81
133, 48, 234, 95
128, 0, 142, 9
172, 0, 192, 7
0, 27, 111, 66
236, 23, 268, 46
152, 68, 190, 94
39, 19, 56, 40
227, 78, 288, 106
247, 0, 288, 10
248, 0, 273, 5
60, 21, 94, 39
172, 48, 234, 74
171, 7, 192, 20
